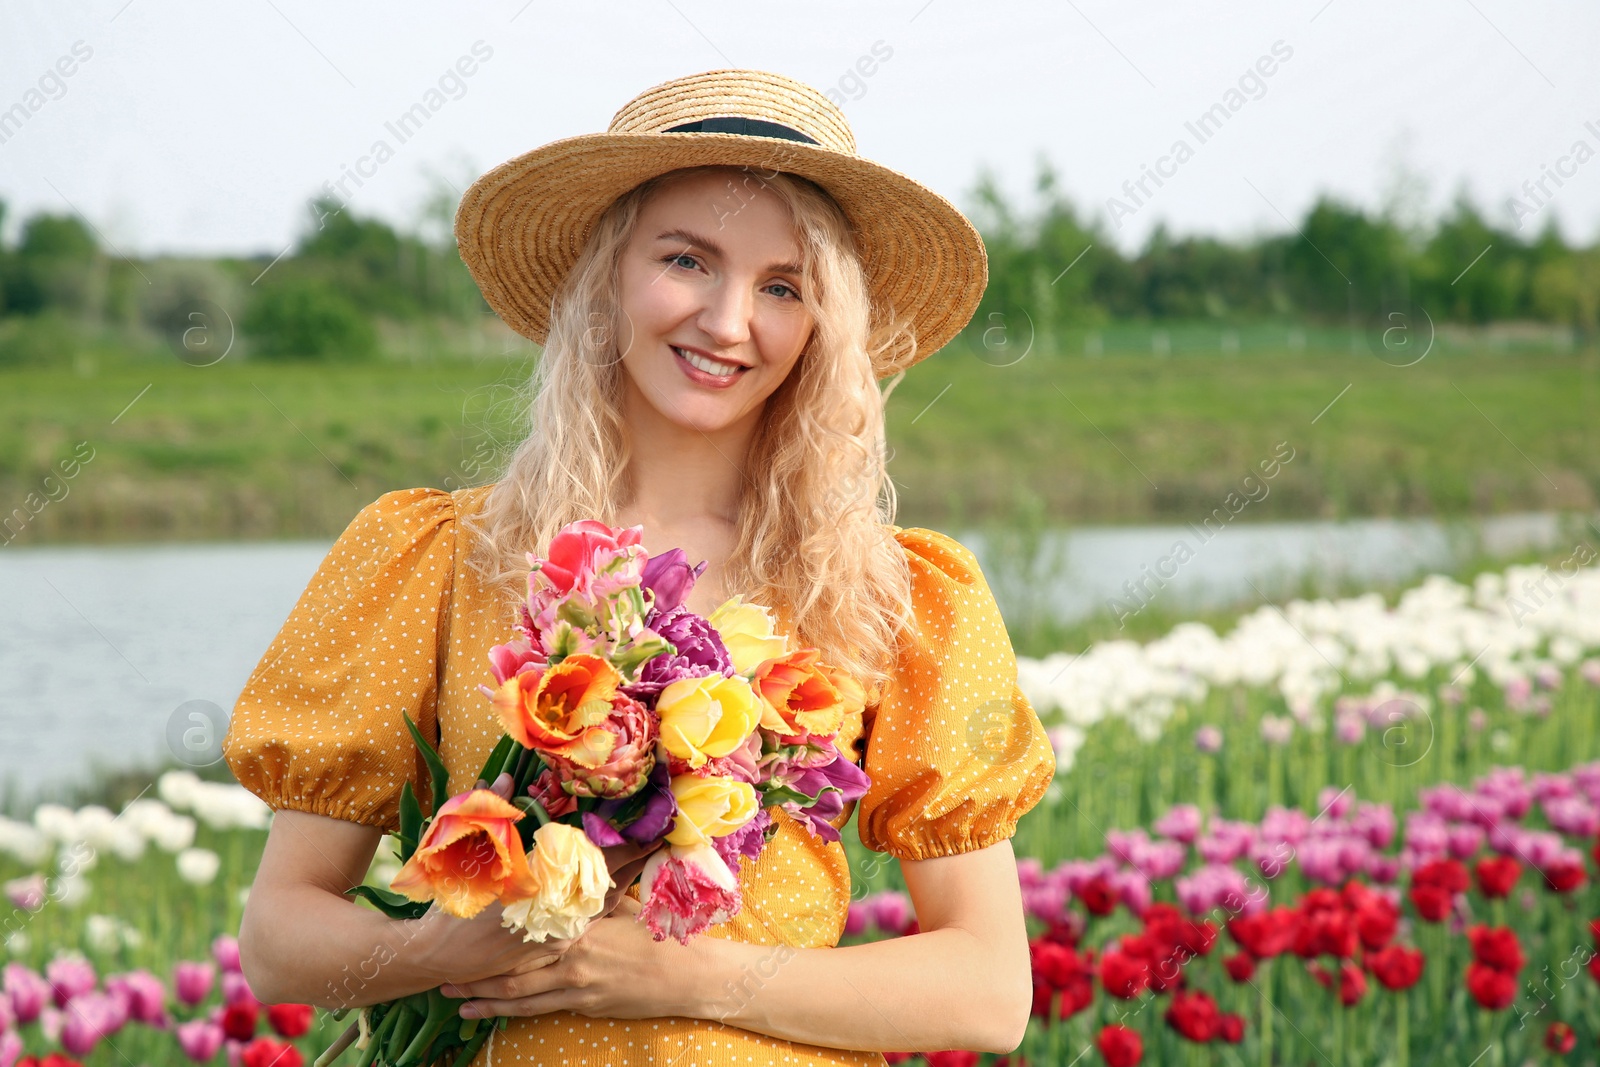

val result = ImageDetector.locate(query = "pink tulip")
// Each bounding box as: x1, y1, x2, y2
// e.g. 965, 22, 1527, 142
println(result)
1446, 823, 1485, 859
61, 990, 128, 1056
1153, 804, 1203, 844
865, 891, 912, 934
1015, 856, 1045, 888
1109, 868, 1152, 915
2, 964, 49, 1024
3, 875, 45, 913
221, 971, 257, 1008
1579, 658, 1600, 688
106, 970, 169, 1027
174, 960, 216, 1006
1194, 725, 1223, 753
211, 935, 242, 973
45, 956, 97, 1009
843, 901, 869, 937
37, 1004, 62, 1044
177, 1018, 225, 1062
0, 1030, 21, 1067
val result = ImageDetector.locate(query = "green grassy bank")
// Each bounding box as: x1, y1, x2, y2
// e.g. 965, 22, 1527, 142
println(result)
1, 339, 1596, 545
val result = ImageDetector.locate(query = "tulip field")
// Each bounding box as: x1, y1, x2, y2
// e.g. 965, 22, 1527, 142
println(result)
2, 553, 1599, 1065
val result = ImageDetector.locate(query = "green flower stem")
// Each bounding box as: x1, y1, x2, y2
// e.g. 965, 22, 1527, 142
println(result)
384, 1001, 421, 1063
448, 1022, 495, 1067
1258, 958, 1273, 1067
354, 1007, 400, 1067
313, 1017, 361, 1067
397, 988, 458, 1066
1396, 990, 1409, 1067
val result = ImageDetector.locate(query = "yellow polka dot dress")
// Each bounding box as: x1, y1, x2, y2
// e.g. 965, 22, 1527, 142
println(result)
222, 486, 1056, 1065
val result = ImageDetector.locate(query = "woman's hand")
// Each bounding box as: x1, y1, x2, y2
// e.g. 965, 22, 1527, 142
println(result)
410, 772, 663, 989
437, 895, 700, 1022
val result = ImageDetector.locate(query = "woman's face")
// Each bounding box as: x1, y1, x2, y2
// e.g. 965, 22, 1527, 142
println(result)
614, 169, 814, 436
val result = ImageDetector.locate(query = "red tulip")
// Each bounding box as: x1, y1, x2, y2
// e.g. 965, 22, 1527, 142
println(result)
924, 1053, 979, 1067
1412, 858, 1470, 893
1465, 961, 1517, 1010
1165, 989, 1220, 1043
1543, 859, 1587, 894
1473, 857, 1521, 899
1097, 1024, 1143, 1067
220, 1001, 258, 1042
1368, 945, 1425, 991
1031, 941, 1091, 991
1099, 949, 1150, 1000
1295, 908, 1358, 959
1408, 883, 1454, 923
1545, 1022, 1576, 1055
1467, 925, 1525, 974
1218, 1014, 1246, 1043
1227, 907, 1298, 958
241, 1037, 304, 1067
265, 1003, 313, 1039
1080, 877, 1118, 917
1354, 897, 1398, 951
1223, 952, 1256, 982
1338, 962, 1368, 1006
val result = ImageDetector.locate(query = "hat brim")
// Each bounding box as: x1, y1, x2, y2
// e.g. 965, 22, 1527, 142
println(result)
453, 131, 987, 377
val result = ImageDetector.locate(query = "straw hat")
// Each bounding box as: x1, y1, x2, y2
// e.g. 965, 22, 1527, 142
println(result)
453, 68, 987, 378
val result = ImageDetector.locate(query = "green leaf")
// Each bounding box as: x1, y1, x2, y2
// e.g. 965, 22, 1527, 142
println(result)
476, 733, 516, 787
344, 884, 430, 920
398, 782, 422, 861
402, 711, 451, 817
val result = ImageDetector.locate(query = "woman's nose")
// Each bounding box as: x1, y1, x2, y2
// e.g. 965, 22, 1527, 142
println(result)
695, 280, 753, 348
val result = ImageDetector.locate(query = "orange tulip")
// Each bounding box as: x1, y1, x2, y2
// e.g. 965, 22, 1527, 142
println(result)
389, 789, 540, 918
490, 652, 621, 766
752, 648, 848, 739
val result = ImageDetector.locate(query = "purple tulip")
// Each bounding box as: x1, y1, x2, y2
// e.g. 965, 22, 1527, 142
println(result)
1366, 853, 1401, 883
176, 1018, 225, 1062
1016, 856, 1045, 888
210, 935, 242, 974
627, 604, 733, 697
2, 964, 49, 1024
1580, 658, 1600, 688
1334, 712, 1366, 745
173, 960, 216, 1007
1022, 881, 1069, 924
639, 548, 706, 616
843, 900, 870, 937
778, 754, 870, 844
45, 956, 97, 1009
1260, 806, 1310, 845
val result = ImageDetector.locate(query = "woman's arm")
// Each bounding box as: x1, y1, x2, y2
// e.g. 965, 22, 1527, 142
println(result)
685, 838, 1033, 1053
239, 811, 438, 1010
444, 837, 1034, 1054
241, 800, 655, 1010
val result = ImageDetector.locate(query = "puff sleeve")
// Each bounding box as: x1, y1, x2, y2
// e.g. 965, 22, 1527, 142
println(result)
222, 488, 457, 835
856, 526, 1056, 860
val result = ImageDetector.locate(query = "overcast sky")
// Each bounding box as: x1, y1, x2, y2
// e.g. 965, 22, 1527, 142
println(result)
4, 1, 1598, 259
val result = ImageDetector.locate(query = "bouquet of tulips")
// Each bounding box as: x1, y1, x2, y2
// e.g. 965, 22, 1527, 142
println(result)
315, 519, 871, 1066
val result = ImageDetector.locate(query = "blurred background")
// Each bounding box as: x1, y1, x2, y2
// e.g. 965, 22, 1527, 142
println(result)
2, 3, 1598, 1062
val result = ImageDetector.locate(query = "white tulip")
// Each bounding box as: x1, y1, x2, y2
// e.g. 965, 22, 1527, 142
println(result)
176, 847, 221, 886
152, 814, 197, 853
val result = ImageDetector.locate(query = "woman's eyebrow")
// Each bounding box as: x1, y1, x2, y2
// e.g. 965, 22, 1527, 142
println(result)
654, 228, 804, 275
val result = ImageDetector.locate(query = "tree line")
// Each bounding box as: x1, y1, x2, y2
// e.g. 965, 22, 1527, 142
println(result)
0, 165, 1596, 365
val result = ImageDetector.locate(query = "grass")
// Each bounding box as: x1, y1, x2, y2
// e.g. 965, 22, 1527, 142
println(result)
0, 337, 1596, 544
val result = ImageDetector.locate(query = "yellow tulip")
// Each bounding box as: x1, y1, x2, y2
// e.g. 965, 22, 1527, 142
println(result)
707, 595, 791, 675
666, 774, 759, 847
655, 673, 761, 769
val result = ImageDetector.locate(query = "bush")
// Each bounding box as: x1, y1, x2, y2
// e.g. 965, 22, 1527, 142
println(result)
241, 275, 378, 362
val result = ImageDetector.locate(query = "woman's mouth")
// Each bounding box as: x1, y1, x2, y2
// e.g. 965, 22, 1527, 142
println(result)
672, 345, 750, 387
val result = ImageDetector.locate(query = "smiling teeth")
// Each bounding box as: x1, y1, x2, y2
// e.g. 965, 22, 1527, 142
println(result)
675, 347, 744, 376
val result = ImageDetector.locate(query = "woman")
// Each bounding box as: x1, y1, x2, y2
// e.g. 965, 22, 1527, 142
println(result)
223, 69, 1056, 1064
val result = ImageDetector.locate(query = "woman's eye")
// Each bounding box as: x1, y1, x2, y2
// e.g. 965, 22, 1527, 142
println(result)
664, 253, 699, 270
766, 282, 800, 300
